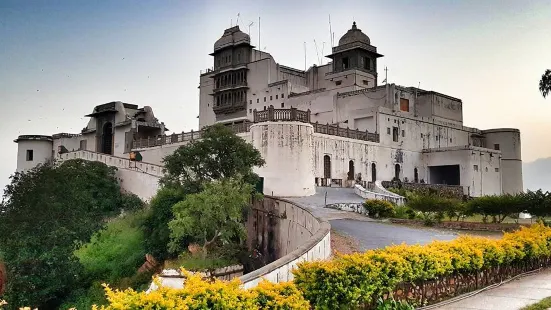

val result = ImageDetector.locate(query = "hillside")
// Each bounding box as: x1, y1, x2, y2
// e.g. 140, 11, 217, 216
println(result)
523, 158, 551, 192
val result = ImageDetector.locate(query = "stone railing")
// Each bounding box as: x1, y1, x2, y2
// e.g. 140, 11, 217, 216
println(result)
57, 150, 164, 177
354, 184, 405, 206
133, 107, 380, 149
150, 196, 331, 290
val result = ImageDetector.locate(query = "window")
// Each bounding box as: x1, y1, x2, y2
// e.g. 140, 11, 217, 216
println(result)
270, 95, 272, 100
257, 98, 259, 103
249, 100, 252, 104
26, 150, 33, 161
363, 80, 369, 85
363, 57, 370, 70
495, 168, 499, 172
402, 130, 405, 137
494, 144, 500, 150
264, 97, 266, 102
336, 80, 342, 86
249, 109, 252, 113
485, 167, 488, 172
79, 140, 87, 151
276, 94, 278, 99
474, 165, 479, 171
387, 127, 391, 135
237, 53, 241, 62
342, 57, 349, 69
450, 138, 453, 143
400, 98, 410, 112
436, 136, 439, 141
281, 102, 284, 108
282, 93, 284, 98
392, 127, 399, 142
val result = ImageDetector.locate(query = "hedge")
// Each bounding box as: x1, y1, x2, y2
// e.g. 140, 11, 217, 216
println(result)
293, 223, 551, 309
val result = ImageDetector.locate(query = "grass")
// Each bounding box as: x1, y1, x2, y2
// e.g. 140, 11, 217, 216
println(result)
521, 296, 551, 310
165, 253, 239, 271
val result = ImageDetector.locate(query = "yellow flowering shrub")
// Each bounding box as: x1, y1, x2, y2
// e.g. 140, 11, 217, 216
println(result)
94, 270, 309, 310
294, 223, 551, 309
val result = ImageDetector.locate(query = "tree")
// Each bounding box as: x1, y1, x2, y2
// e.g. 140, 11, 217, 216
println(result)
142, 187, 187, 261
161, 123, 265, 193
540, 69, 551, 98
0, 159, 126, 309
168, 178, 253, 258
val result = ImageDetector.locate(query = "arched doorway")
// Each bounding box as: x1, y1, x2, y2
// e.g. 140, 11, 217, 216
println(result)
323, 155, 331, 179
394, 164, 401, 180
414, 168, 419, 183
101, 122, 113, 155
347, 160, 355, 180
371, 163, 377, 182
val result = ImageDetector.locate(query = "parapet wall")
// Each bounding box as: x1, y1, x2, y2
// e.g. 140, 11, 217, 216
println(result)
57, 151, 162, 201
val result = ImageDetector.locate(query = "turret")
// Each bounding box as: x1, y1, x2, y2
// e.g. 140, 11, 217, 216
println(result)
14, 135, 54, 173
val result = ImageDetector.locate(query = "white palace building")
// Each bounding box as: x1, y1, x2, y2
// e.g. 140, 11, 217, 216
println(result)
15, 22, 523, 200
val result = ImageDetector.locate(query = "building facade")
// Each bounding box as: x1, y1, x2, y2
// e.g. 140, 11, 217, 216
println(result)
15, 22, 523, 198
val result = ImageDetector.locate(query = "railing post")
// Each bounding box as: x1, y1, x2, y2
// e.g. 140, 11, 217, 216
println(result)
253, 109, 258, 123
268, 105, 275, 121
307, 109, 311, 123
290, 107, 297, 121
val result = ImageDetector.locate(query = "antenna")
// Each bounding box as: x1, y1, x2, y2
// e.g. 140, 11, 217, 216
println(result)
236, 13, 240, 26
304, 42, 307, 71
314, 39, 321, 66
329, 14, 333, 48
258, 17, 261, 54
248, 21, 254, 36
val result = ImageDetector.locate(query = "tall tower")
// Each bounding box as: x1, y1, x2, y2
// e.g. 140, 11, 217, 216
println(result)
326, 22, 383, 86
210, 26, 254, 120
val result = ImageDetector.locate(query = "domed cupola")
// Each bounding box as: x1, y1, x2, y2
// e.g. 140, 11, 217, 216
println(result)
213, 26, 251, 53
326, 22, 383, 82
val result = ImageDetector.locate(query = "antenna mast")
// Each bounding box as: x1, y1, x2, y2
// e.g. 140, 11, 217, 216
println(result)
329, 15, 333, 48
304, 42, 307, 71
314, 39, 321, 66
258, 17, 261, 54
236, 13, 240, 26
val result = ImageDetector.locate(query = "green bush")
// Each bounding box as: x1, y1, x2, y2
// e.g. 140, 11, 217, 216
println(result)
393, 206, 412, 219
75, 210, 148, 283
364, 199, 395, 218
466, 194, 524, 223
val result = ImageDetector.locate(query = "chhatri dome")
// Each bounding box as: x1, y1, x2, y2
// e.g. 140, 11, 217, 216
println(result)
338, 21, 370, 46
213, 26, 251, 52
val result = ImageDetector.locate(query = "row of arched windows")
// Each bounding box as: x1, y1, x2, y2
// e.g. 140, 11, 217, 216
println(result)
322, 155, 419, 183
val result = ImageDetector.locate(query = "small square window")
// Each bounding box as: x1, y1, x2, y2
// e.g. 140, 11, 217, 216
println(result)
450, 138, 452, 143
474, 165, 479, 171
249, 109, 252, 113
495, 168, 499, 172
387, 128, 391, 135
401, 130, 405, 137
485, 167, 488, 172
26, 150, 33, 161
249, 100, 252, 104
263, 106, 266, 110
494, 144, 500, 150
336, 80, 342, 86
264, 97, 266, 102
276, 94, 278, 99
436, 136, 439, 141
392, 127, 399, 142
257, 98, 259, 103
270, 95, 272, 100
282, 93, 285, 98
281, 102, 284, 108
363, 80, 368, 85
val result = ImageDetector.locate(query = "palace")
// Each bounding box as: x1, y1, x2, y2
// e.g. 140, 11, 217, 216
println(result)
14, 22, 523, 199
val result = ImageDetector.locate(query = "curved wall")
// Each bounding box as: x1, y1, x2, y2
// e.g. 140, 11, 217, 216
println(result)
250, 122, 315, 197
483, 129, 523, 194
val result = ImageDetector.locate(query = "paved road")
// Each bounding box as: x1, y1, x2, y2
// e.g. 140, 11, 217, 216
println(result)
288, 187, 464, 250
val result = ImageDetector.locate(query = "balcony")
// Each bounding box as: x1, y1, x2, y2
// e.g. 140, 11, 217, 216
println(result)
212, 81, 248, 93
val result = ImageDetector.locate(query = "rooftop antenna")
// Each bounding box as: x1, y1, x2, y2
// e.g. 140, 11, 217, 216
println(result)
258, 17, 261, 53
248, 21, 254, 36
383, 67, 388, 85
314, 39, 321, 66
416, 82, 421, 98
304, 42, 307, 71
329, 14, 334, 48
236, 13, 240, 26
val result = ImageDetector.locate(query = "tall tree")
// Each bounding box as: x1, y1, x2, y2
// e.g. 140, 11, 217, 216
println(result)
161, 123, 265, 193
0, 160, 125, 309
168, 178, 253, 258
540, 69, 551, 98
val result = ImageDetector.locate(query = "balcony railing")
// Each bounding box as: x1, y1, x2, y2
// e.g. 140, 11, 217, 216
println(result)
132, 107, 380, 149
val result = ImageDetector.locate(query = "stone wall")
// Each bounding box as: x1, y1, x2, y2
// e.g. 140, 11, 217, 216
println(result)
383, 181, 466, 199
389, 218, 529, 232
325, 202, 366, 215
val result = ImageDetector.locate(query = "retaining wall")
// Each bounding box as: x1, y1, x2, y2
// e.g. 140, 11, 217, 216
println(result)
354, 184, 405, 205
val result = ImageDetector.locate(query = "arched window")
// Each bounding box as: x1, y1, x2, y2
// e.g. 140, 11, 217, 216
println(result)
414, 168, 419, 183
371, 163, 377, 182
348, 160, 355, 180
323, 155, 331, 179
394, 164, 401, 180
101, 122, 113, 155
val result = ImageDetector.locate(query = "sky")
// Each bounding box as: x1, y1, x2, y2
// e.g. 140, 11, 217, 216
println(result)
1, 0, 550, 192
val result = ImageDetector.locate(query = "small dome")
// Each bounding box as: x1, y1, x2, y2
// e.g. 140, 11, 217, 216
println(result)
214, 26, 250, 52
338, 22, 370, 46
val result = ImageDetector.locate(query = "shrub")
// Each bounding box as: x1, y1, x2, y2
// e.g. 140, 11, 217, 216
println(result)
94, 271, 310, 310
466, 194, 524, 223
363, 200, 395, 218
293, 223, 551, 309
75, 210, 148, 283
393, 206, 412, 219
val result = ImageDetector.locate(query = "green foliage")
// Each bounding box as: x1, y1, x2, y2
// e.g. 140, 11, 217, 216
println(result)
169, 177, 253, 257
118, 192, 145, 212
540, 69, 551, 98
75, 210, 147, 283
142, 187, 187, 261
58, 282, 107, 310
161, 123, 265, 193
392, 205, 412, 219
363, 199, 395, 218
165, 252, 239, 271
406, 194, 463, 224
375, 297, 415, 310
521, 296, 551, 310
465, 194, 525, 223
0, 159, 125, 309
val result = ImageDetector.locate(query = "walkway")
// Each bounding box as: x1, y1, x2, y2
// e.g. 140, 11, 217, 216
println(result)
288, 187, 461, 250
433, 268, 551, 310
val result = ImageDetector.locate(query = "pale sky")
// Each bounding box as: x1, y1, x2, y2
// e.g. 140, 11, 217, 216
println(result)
1, 0, 550, 191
